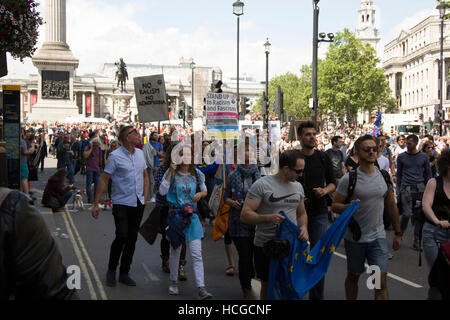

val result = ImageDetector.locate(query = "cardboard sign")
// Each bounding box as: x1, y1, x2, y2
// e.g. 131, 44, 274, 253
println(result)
205, 92, 239, 140
269, 121, 281, 142
133, 75, 169, 122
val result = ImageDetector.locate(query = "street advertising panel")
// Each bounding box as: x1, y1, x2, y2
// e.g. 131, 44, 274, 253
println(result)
205, 92, 239, 140
133, 75, 169, 123
2, 85, 21, 189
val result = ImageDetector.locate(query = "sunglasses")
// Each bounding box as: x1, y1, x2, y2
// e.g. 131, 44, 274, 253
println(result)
127, 129, 138, 136
361, 146, 378, 153
289, 167, 304, 174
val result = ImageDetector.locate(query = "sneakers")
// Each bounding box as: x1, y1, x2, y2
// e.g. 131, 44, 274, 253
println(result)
178, 260, 187, 281
119, 274, 136, 286
169, 281, 179, 295
106, 269, 116, 287
198, 287, 213, 300
388, 252, 394, 260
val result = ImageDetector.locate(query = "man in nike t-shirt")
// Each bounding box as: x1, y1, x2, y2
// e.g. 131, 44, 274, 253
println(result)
241, 150, 309, 300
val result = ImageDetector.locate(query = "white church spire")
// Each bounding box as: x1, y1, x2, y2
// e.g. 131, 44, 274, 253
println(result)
356, 0, 381, 55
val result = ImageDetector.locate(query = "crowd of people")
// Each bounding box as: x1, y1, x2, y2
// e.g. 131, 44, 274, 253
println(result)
6, 118, 449, 300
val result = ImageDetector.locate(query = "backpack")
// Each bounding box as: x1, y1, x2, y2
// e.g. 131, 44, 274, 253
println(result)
345, 167, 394, 230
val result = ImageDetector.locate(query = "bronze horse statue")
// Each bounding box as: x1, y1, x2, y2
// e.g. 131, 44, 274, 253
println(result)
115, 58, 128, 91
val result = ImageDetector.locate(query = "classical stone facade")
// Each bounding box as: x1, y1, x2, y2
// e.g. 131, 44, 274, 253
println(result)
383, 15, 450, 124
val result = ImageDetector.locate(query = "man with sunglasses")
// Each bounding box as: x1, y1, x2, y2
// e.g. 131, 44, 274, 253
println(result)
396, 135, 432, 251
241, 150, 309, 300
332, 135, 403, 300
296, 121, 336, 300
92, 125, 150, 287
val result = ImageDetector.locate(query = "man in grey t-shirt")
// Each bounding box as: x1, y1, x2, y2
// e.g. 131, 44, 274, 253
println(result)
332, 135, 402, 300
241, 150, 308, 300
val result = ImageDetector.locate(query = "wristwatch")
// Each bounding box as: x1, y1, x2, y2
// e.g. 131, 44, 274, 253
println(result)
394, 231, 403, 237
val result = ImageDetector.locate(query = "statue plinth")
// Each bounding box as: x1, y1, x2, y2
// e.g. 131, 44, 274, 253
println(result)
112, 89, 133, 123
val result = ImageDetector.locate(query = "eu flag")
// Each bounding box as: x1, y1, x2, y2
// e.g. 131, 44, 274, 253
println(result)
267, 201, 360, 300
373, 113, 382, 136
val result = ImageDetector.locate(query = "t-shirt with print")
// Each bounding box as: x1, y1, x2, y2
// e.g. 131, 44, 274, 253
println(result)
336, 167, 392, 243
325, 149, 345, 179
246, 175, 305, 247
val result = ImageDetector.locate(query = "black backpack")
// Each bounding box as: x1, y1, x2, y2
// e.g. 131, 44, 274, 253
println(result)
345, 167, 394, 231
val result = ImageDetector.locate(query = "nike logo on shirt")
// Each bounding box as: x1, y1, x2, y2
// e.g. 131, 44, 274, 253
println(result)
269, 193, 296, 202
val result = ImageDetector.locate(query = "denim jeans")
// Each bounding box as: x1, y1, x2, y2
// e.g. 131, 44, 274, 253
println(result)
58, 160, 74, 185
422, 222, 449, 299
86, 170, 101, 202
307, 213, 329, 300
48, 190, 73, 209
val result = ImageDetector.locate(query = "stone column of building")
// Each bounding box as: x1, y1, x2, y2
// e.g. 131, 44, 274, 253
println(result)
91, 92, 95, 118
82, 92, 86, 117
28, 91, 32, 114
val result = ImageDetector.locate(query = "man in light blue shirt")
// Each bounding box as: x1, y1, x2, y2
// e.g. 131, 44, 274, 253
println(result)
92, 125, 149, 287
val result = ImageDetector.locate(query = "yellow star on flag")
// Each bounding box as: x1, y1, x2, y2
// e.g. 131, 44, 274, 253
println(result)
287, 283, 293, 290
289, 265, 294, 273
329, 244, 336, 253
303, 249, 307, 256
320, 246, 326, 254
306, 254, 313, 262
295, 253, 299, 260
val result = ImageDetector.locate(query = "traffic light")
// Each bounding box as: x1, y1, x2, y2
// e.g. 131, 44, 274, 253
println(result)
212, 80, 223, 93
243, 97, 250, 115
188, 106, 193, 120
178, 110, 184, 119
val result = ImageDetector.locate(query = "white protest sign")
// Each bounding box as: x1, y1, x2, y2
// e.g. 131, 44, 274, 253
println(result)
133, 75, 169, 123
205, 92, 239, 140
269, 121, 281, 142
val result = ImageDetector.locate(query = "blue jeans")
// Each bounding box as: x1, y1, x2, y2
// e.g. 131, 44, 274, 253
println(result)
344, 238, 389, 275
307, 213, 329, 300
49, 190, 73, 209
86, 170, 101, 202
58, 161, 74, 185
422, 222, 449, 300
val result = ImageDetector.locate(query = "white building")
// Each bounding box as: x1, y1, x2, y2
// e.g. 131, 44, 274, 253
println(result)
356, 0, 381, 55
383, 15, 450, 126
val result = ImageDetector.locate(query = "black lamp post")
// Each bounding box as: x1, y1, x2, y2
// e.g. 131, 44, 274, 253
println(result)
264, 38, 271, 130
233, 0, 244, 120
437, 1, 448, 136
190, 60, 195, 125
312, 0, 334, 125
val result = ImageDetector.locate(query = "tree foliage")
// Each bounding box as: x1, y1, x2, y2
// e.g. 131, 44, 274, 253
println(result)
257, 29, 395, 121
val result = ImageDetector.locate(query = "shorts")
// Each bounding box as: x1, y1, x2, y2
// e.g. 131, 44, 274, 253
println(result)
20, 162, 29, 179
253, 245, 271, 282
344, 238, 389, 275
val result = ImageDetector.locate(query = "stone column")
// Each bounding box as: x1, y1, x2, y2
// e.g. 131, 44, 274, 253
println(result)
99, 95, 103, 118
45, 0, 67, 44
28, 91, 32, 114
91, 92, 95, 118
82, 92, 86, 117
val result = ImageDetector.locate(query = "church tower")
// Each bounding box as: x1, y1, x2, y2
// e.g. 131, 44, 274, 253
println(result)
356, 0, 381, 54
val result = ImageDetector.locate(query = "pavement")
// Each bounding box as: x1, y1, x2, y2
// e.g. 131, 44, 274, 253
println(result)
30, 157, 429, 300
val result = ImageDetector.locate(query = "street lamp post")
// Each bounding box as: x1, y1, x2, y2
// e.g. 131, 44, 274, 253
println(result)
191, 60, 195, 127
264, 38, 271, 130
334, 76, 337, 125
437, 1, 448, 136
233, 1, 244, 120
312, 0, 334, 126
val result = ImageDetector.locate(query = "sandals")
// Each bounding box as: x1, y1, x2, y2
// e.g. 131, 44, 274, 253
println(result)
225, 266, 235, 276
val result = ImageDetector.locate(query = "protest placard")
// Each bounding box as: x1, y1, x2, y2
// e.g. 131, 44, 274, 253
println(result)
133, 75, 169, 123
205, 92, 239, 140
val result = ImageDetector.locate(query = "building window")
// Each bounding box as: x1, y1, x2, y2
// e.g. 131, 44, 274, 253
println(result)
447, 85, 450, 100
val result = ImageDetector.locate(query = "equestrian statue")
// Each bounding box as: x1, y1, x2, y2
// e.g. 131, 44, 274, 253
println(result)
115, 58, 129, 91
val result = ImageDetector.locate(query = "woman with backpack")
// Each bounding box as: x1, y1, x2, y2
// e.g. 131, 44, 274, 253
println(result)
421, 149, 450, 300
224, 139, 261, 299
158, 143, 213, 300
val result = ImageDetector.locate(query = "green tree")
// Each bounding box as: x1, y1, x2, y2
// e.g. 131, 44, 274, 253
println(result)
254, 67, 313, 119
317, 29, 393, 121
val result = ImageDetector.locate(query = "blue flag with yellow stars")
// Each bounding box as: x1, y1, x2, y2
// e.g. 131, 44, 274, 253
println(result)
267, 201, 360, 300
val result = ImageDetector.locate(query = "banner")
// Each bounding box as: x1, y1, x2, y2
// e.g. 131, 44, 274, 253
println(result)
2, 85, 21, 189
205, 92, 239, 140
133, 75, 169, 123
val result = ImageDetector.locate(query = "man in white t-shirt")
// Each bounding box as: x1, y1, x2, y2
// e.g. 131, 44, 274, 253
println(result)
241, 150, 309, 300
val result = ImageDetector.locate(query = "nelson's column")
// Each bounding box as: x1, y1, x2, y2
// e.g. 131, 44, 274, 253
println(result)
31, 0, 79, 121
